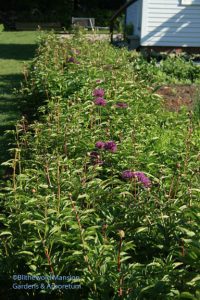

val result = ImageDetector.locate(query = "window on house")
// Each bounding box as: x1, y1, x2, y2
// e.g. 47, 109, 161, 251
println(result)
182, 0, 200, 5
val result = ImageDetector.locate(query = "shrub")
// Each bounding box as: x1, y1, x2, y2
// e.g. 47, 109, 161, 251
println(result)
131, 54, 200, 84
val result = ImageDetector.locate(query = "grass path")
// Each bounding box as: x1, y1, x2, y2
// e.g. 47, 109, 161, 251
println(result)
0, 31, 38, 177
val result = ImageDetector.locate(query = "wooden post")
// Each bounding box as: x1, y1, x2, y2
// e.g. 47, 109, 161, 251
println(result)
110, 21, 114, 43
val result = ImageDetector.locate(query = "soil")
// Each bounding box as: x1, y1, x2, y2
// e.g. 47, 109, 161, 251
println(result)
155, 84, 199, 112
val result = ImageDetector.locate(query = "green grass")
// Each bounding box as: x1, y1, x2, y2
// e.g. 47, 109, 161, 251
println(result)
0, 31, 38, 177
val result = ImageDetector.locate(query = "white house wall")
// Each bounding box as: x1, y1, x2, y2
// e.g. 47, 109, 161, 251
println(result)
141, 0, 200, 46
126, 0, 142, 36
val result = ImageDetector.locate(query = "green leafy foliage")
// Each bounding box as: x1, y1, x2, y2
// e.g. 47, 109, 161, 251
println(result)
131, 54, 200, 85
0, 33, 200, 299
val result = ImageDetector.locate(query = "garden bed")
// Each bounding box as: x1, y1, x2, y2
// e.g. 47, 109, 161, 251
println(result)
156, 84, 198, 111
0, 33, 199, 299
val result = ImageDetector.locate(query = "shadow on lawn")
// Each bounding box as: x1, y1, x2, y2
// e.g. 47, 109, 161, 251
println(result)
0, 73, 23, 90
0, 73, 23, 108
0, 73, 25, 177
0, 44, 37, 60
0, 39, 38, 178
0, 75, 43, 179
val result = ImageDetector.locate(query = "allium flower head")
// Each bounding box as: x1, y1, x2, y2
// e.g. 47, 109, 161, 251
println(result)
133, 172, 151, 188
95, 141, 105, 149
104, 141, 117, 153
67, 57, 75, 63
93, 88, 105, 97
122, 170, 134, 179
94, 97, 107, 106
121, 170, 151, 188
116, 102, 128, 108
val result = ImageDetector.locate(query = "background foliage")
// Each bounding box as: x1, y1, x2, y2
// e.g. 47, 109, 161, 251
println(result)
0, 0, 125, 27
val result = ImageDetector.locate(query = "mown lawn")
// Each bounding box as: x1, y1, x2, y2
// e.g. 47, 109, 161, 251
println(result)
0, 31, 38, 176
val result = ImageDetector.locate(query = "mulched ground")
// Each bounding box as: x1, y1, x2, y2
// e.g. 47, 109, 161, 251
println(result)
155, 84, 199, 112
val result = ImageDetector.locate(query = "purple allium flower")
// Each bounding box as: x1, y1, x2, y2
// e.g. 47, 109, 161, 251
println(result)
133, 172, 151, 188
104, 141, 117, 153
93, 88, 105, 97
67, 57, 75, 63
95, 141, 105, 149
94, 97, 107, 106
116, 102, 128, 108
122, 170, 134, 179
121, 170, 151, 188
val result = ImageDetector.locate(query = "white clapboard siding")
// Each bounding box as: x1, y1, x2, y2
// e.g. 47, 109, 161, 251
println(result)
148, 26, 200, 32
141, 0, 200, 46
